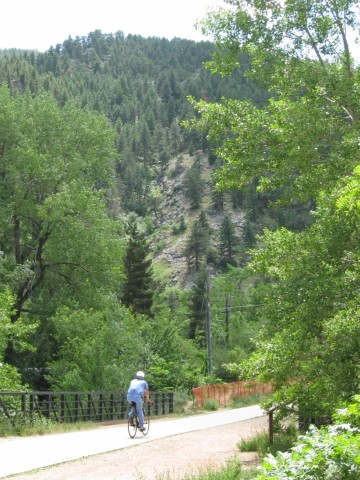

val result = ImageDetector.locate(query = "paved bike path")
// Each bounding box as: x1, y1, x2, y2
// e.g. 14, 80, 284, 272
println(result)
0, 405, 265, 478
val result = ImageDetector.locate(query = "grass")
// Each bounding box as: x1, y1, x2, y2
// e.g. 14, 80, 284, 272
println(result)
238, 423, 298, 460
228, 393, 271, 409
0, 416, 100, 437
0, 390, 198, 437
202, 398, 219, 411
143, 425, 298, 480
136, 458, 258, 480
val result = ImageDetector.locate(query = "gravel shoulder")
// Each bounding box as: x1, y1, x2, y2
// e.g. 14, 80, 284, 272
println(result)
5, 415, 268, 480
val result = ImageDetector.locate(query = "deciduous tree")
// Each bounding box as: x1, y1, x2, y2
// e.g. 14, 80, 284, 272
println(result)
190, 0, 360, 419
0, 85, 125, 383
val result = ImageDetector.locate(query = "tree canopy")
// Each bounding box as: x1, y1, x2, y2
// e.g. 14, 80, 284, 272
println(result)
192, 0, 359, 204
1, 8, 359, 410
190, 0, 360, 419
0, 84, 127, 383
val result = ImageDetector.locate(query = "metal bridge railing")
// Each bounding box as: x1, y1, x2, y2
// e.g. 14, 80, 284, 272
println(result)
0, 390, 174, 425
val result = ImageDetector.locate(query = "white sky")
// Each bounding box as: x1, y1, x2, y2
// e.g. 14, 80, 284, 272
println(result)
0, 0, 225, 52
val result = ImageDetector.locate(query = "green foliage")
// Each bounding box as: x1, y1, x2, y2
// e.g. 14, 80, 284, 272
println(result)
256, 396, 360, 480
184, 162, 204, 209
0, 416, 56, 437
0, 31, 272, 393
0, 362, 27, 391
187, 0, 360, 421
236, 189, 360, 419
1, 8, 358, 402
185, 213, 212, 272
0, 417, 98, 438
202, 398, 219, 411
146, 318, 207, 392
0, 289, 32, 391
238, 432, 269, 456
46, 301, 146, 391
146, 354, 175, 391
0, 290, 21, 358
239, 424, 298, 460
192, 2, 359, 203
0, 361, 28, 422
188, 267, 208, 342
219, 215, 239, 267
0, 34, 262, 221
177, 457, 249, 480
333, 394, 360, 429
230, 394, 271, 409
172, 215, 187, 235
209, 266, 265, 379
122, 214, 154, 316
0, 84, 125, 386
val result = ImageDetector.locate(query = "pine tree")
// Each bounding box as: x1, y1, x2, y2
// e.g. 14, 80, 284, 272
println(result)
122, 215, 154, 316
211, 185, 224, 211
219, 215, 238, 268
185, 214, 210, 272
242, 217, 256, 249
198, 210, 210, 233
184, 163, 204, 210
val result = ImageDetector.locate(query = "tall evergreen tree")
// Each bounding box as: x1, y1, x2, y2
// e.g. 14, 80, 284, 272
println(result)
219, 215, 238, 268
184, 163, 204, 210
185, 215, 210, 272
242, 217, 256, 250
188, 267, 207, 344
122, 215, 154, 316
198, 210, 210, 233
211, 183, 224, 211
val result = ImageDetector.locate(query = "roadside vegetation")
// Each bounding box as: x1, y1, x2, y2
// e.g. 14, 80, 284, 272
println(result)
147, 395, 360, 480
1, 0, 359, 477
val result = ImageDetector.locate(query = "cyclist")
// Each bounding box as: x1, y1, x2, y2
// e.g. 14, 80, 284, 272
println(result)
127, 370, 150, 431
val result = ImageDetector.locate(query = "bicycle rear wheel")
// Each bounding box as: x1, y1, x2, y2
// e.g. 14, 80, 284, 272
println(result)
127, 407, 137, 438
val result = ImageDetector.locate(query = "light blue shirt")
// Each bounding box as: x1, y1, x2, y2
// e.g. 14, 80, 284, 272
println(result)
127, 378, 149, 397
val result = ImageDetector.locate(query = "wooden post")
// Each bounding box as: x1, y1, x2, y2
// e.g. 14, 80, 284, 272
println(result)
169, 392, 174, 414
268, 407, 275, 445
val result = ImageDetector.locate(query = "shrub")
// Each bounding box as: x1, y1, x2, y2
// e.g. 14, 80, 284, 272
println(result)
238, 424, 298, 460
202, 399, 219, 411
255, 395, 360, 479
230, 393, 270, 408
180, 457, 252, 480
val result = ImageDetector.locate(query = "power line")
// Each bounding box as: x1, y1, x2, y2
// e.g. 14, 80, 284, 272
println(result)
212, 304, 264, 312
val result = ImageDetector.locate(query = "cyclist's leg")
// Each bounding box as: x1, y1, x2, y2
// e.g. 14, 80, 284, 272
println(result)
128, 402, 136, 424
135, 398, 144, 428
128, 395, 144, 427
127, 396, 136, 421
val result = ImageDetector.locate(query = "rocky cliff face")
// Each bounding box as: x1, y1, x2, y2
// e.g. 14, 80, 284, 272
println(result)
153, 152, 246, 288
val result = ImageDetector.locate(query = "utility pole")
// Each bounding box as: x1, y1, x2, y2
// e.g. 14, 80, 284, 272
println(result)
206, 275, 212, 376
225, 293, 230, 346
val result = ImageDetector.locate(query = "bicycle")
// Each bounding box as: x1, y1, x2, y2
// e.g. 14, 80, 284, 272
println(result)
127, 400, 150, 438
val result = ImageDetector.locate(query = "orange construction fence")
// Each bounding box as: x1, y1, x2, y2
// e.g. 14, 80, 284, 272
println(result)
192, 381, 274, 409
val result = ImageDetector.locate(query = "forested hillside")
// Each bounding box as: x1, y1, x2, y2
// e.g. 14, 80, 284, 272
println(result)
0, 31, 279, 394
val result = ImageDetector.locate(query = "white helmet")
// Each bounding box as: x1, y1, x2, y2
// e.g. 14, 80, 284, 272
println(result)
136, 371, 145, 379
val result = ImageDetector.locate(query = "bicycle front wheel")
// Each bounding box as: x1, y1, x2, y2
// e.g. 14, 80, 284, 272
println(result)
141, 407, 150, 436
